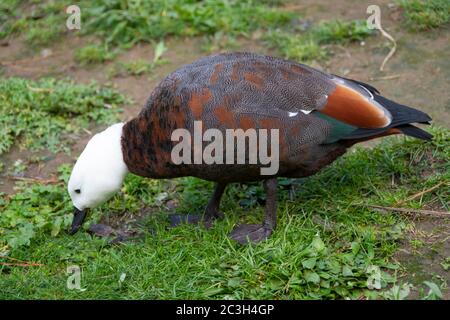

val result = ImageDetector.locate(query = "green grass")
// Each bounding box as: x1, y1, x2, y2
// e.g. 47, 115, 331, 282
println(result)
0, 0, 293, 49
1, 127, 448, 299
0, 0, 67, 46
112, 60, 154, 76
314, 20, 373, 44
0, 0, 23, 39
264, 32, 327, 63
24, 14, 63, 47
82, 0, 295, 47
74, 45, 116, 65
109, 41, 168, 77
264, 19, 372, 63
110, 59, 161, 77
398, 0, 450, 31
200, 33, 240, 53
0, 78, 126, 155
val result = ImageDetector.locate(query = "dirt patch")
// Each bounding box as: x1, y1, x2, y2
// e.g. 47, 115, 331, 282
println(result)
394, 217, 450, 299
0, 130, 92, 194
290, 0, 450, 127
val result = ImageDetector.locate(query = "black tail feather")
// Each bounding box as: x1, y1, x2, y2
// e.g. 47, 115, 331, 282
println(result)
397, 124, 433, 141
374, 94, 432, 125
342, 94, 433, 141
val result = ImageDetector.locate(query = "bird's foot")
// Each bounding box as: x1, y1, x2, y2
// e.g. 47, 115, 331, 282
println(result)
88, 223, 140, 244
229, 224, 273, 245
204, 209, 224, 220
203, 209, 224, 229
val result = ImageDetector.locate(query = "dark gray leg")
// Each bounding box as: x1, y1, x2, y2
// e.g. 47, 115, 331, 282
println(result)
230, 178, 278, 244
169, 182, 227, 228
203, 182, 227, 225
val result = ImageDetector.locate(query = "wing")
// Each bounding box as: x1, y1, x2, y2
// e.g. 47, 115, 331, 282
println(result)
166, 52, 394, 149
174, 53, 391, 128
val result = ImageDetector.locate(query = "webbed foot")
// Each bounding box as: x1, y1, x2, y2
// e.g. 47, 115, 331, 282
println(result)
230, 178, 278, 245
229, 224, 273, 245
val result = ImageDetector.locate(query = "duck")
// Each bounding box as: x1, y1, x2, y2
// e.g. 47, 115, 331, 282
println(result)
68, 52, 432, 244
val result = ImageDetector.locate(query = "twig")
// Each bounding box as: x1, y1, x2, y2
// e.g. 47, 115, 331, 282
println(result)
395, 181, 448, 206
369, 74, 402, 81
378, 25, 397, 71
0, 262, 44, 267
367, 205, 449, 216
8, 176, 59, 184
82, 128, 92, 135
0, 256, 44, 267
27, 84, 54, 93
279, 4, 308, 11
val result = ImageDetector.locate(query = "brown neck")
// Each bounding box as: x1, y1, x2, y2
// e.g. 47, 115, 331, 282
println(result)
121, 82, 191, 178
121, 117, 155, 177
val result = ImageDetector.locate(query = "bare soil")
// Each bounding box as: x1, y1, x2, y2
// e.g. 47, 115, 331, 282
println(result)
394, 217, 450, 299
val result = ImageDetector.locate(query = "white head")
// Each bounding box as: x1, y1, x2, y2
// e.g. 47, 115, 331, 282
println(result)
68, 123, 129, 234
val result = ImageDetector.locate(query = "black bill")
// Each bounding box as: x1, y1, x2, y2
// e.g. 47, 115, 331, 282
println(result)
69, 207, 87, 235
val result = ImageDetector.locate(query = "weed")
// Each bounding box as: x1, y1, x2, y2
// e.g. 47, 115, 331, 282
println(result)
440, 257, 450, 271
11, 159, 26, 176
264, 19, 372, 63
0, 172, 73, 248
0, 78, 126, 155
264, 32, 327, 63
0, 0, 66, 46
201, 33, 239, 53
0, 0, 23, 39
109, 41, 168, 77
409, 239, 425, 251
112, 60, 154, 77
381, 283, 413, 299
82, 0, 294, 47
398, 0, 450, 31
420, 280, 445, 300
24, 15, 63, 47
314, 20, 373, 44
74, 44, 116, 65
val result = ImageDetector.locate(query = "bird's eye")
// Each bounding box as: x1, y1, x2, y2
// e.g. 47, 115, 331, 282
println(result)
75, 189, 81, 194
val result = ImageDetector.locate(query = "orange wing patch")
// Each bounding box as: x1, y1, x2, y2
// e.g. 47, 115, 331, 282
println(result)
230, 63, 240, 81
214, 104, 236, 128
188, 88, 212, 119
239, 115, 256, 130
210, 63, 223, 85
321, 84, 391, 129
244, 72, 264, 89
